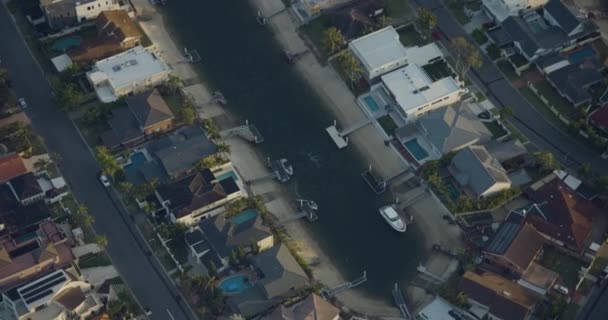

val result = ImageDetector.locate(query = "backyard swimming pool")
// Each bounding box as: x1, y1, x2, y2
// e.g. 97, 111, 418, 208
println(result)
403, 139, 429, 161
216, 170, 238, 182
363, 96, 380, 112
218, 274, 253, 294
230, 208, 258, 225
568, 46, 596, 63
52, 37, 81, 52
123, 152, 147, 177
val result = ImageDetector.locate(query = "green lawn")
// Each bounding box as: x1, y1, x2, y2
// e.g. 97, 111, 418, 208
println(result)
386, 0, 413, 19
472, 29, 488, 45
533, 81, 574, 117
378, 115, 398, 136
159, 87, 185, 116
447, 0, 471, 24
484, 120, 508, 139
474, 91, 487, 102
398, 25, 425, 47
538, 246, 582, 287
300, 16, 331, 55
78, 252, 113, 269
497, 60, 518, 81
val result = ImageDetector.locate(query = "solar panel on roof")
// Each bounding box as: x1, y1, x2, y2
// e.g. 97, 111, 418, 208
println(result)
485, 223, 521, 254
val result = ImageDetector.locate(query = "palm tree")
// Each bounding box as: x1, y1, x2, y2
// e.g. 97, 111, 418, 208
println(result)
322, 27, 346, 55
337, 51, 363, 85
578, 163, 593, 180
75, 205, 95, 228
216, 142, 231, 157
95, 235, 108, 250
33, 158, 50, 172
166, 74, 182, 93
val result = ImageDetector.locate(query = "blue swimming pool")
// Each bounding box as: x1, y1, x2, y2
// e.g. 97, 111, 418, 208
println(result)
52, 36, 81, 52
404, 139, 429, 161
230, 208, 258, 225
218, 274, 253, 294
363, 96, 380, 112
216, 170, 238, 182
568, 46, 595, 63
123, 152, 147, 177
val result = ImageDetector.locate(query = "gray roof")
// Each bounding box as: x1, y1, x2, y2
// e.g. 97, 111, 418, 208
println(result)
484, 223, 520, 254
546, 62, 603, 106
535, 52, 567, 69
105, 106, 144, 145
126, 89, 174, 129
253, 244, 309, 300
543, 0, 580, 34
450, 145, 511, 197
501, 16, 541, 58
148, 126, 218, 178
417, 103, 491, 154
199, 211, 272, 257
485, 139, 528, 163
227, 286, 274, 318
184, 229, 205, 246
487, 27, 512, 47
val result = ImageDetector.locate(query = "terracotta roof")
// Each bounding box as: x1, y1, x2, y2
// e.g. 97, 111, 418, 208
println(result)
96, 10, 142, 42
0, 154, 27, 183
126, 89, 174, 129
458, 271, 541, 320
484, 223, 545, 271
590, 104, 608, 130
67, 38, 124, 64
54, 286, 86, 311
525, 174, 596, 251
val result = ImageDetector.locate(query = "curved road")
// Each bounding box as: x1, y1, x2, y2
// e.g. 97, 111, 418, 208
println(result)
415, 0, 607, 174
0, 5, 194, 320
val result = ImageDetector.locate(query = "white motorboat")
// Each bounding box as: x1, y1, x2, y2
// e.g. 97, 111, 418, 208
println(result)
379, 206, 406, 232
280, 158, 294, 176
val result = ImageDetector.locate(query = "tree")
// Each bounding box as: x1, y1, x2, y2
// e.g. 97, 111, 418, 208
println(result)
95, 235, 108, 250
117, 181, 133, 194
53, 82, 84, 111
208, 261, 218, 277
203, 118, 221, 140
106, 299, 124, 317
534, 151, 558, 172
596, 176, 608, 193
33, 158, 51, 172
95, 146, 121, 177
417, 8, 437, 31
229, 250, 238, 267
449, 37, 482, 80
179, 106, 196, 125
337, 51, 363, 84
166, 74, 182, 93
322, 27, 346, 55
143, 201, 157, 215
216, 142, 231, 157
75, 205, 95, 228
579, 163, 593, 180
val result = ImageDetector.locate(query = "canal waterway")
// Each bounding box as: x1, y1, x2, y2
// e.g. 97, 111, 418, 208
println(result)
163, 0, 423, 301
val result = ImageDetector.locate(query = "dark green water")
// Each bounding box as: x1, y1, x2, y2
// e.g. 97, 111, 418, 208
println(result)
163, 0, 423, 300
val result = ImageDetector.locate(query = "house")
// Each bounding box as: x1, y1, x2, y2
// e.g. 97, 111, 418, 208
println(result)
155, 169, 243, 226
518, 261, 558, 295
458, 271, 542, 320
515, 172, 597, 252
416, 296, 477, 320
483, 222, 545, 276
0, 185, 51, 237
100, 89, 175, 148
40, 0, 128, 29
348, 26, 409, 81
227, 244, 309, 318
0, 154, 27, 184
395, 102, 492, 164
323, 0, 384, 39
363, 44, 466, 124
590, 104, 608, 134
485, 139, 528, 164
7, 173, 45, 205
0, 221, 74, 291
449, 145, 512, 198
483, 0, 548, 22
293, 0, 355, 19
0, 269, 103, 320
545, 59, 603, 107
86, 46, 170, 102
264, 293, 341, 320
66, 9, 142, 66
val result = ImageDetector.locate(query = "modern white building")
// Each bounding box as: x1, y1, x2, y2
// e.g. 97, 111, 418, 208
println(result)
349, 26, 409, 80
483, 0, 548, 21
87, 46, 171, 103
74, 0, 131, 23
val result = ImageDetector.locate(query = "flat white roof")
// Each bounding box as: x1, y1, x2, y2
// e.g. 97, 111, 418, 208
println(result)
404, 43, 444, 65
349, 26, 408, 71
381, 64, 461, 112
91, 46, 169, 90
51, 54, 73, 72
418, 297, 474, 320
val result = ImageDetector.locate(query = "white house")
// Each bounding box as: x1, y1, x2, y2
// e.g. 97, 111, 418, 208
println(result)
349, 26, 409, 80
483, 0, 548, 22
86, 46, 170, 103
74, 0, 131, 23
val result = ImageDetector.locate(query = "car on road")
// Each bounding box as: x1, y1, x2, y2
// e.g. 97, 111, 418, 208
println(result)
600, 266, 608, 281
99, 174, 110, 187
17, 98, 27, 109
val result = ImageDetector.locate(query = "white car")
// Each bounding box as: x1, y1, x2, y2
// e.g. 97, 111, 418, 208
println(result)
17, 98, 28, 109
554, 284, 569, 295
99, 175, 111, 187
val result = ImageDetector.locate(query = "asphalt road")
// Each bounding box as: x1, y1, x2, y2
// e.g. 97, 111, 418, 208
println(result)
415, 0, 608, 175
0, 5, 193, 320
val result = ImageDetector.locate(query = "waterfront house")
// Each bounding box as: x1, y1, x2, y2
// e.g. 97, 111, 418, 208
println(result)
100, 89, 175, 149
86, 46, 170, 103
155, 169, 243, 226
348, 26, 409, 81
227, 244, 309, 318
40, 0, 130, 30
360, 42, 466, 124
65, 10, 143, 66
590, 104, 608, 134
394, 102, 492, 166
544, 60, 603, 107
449, 145, 512, 198
416, 296, 477, 320
0, 269, 104, 320
264, 293, 341, 320
511, 171, 597, 253
0, 154, 27, 184
483, 222, 545, 276
458, 271, 542, 320
483, 0, 547, 22
0, 221, 74, 291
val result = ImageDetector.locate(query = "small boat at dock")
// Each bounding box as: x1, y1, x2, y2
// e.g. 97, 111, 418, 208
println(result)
379, 206, 406, 232
280, 158, 293, 176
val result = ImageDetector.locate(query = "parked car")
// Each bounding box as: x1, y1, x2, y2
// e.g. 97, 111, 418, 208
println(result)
18, 98, 28, 109
554, 284, 569, 295
99, 174, 111, 187
600, 266, 608, 280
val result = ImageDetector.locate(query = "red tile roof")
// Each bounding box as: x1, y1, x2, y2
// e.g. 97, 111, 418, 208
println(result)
590, 104, 608, 130
0, 154, 27, 183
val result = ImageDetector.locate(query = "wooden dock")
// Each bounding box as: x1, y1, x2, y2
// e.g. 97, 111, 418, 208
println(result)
392, 283, 413, 320
279, 200, 318, 224
184, 47, 201, 63
361, 169, 386, 194
221, 122, 264, 144
320, 271, 367, 298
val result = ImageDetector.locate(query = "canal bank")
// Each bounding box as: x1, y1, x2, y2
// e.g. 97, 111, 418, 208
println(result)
142, 0, 432, 314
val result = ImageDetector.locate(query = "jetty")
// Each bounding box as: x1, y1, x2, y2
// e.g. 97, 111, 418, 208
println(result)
320, 271, 367, 298
361, 165, 386, 194
284, 50, 309, 64
392, 283, 413, 320
184, 47, 201, 64
279, 199, 319, 224
221, 120, 264, 144
326, 119, 373, 149
245, 157, 294, 185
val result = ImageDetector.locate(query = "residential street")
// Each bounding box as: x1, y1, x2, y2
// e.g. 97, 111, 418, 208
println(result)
414, 0, 608, 175
0, 5, 193, 320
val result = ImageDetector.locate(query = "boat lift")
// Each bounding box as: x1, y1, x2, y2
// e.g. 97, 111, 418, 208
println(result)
320, 271, 367, 298
203, 91, 227, 106
256, 8, 288, 25
362, 166, 415, 195
184, 47, 201, 64
245, 157, 294, 185
279, 199, 319, 224
221, 120, 264, 144
326, 119, 373, 149
392, 283, 413, 320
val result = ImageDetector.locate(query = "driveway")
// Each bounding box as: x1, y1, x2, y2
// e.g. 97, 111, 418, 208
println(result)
412, 0, 608, 175
0, 5, 194, 320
